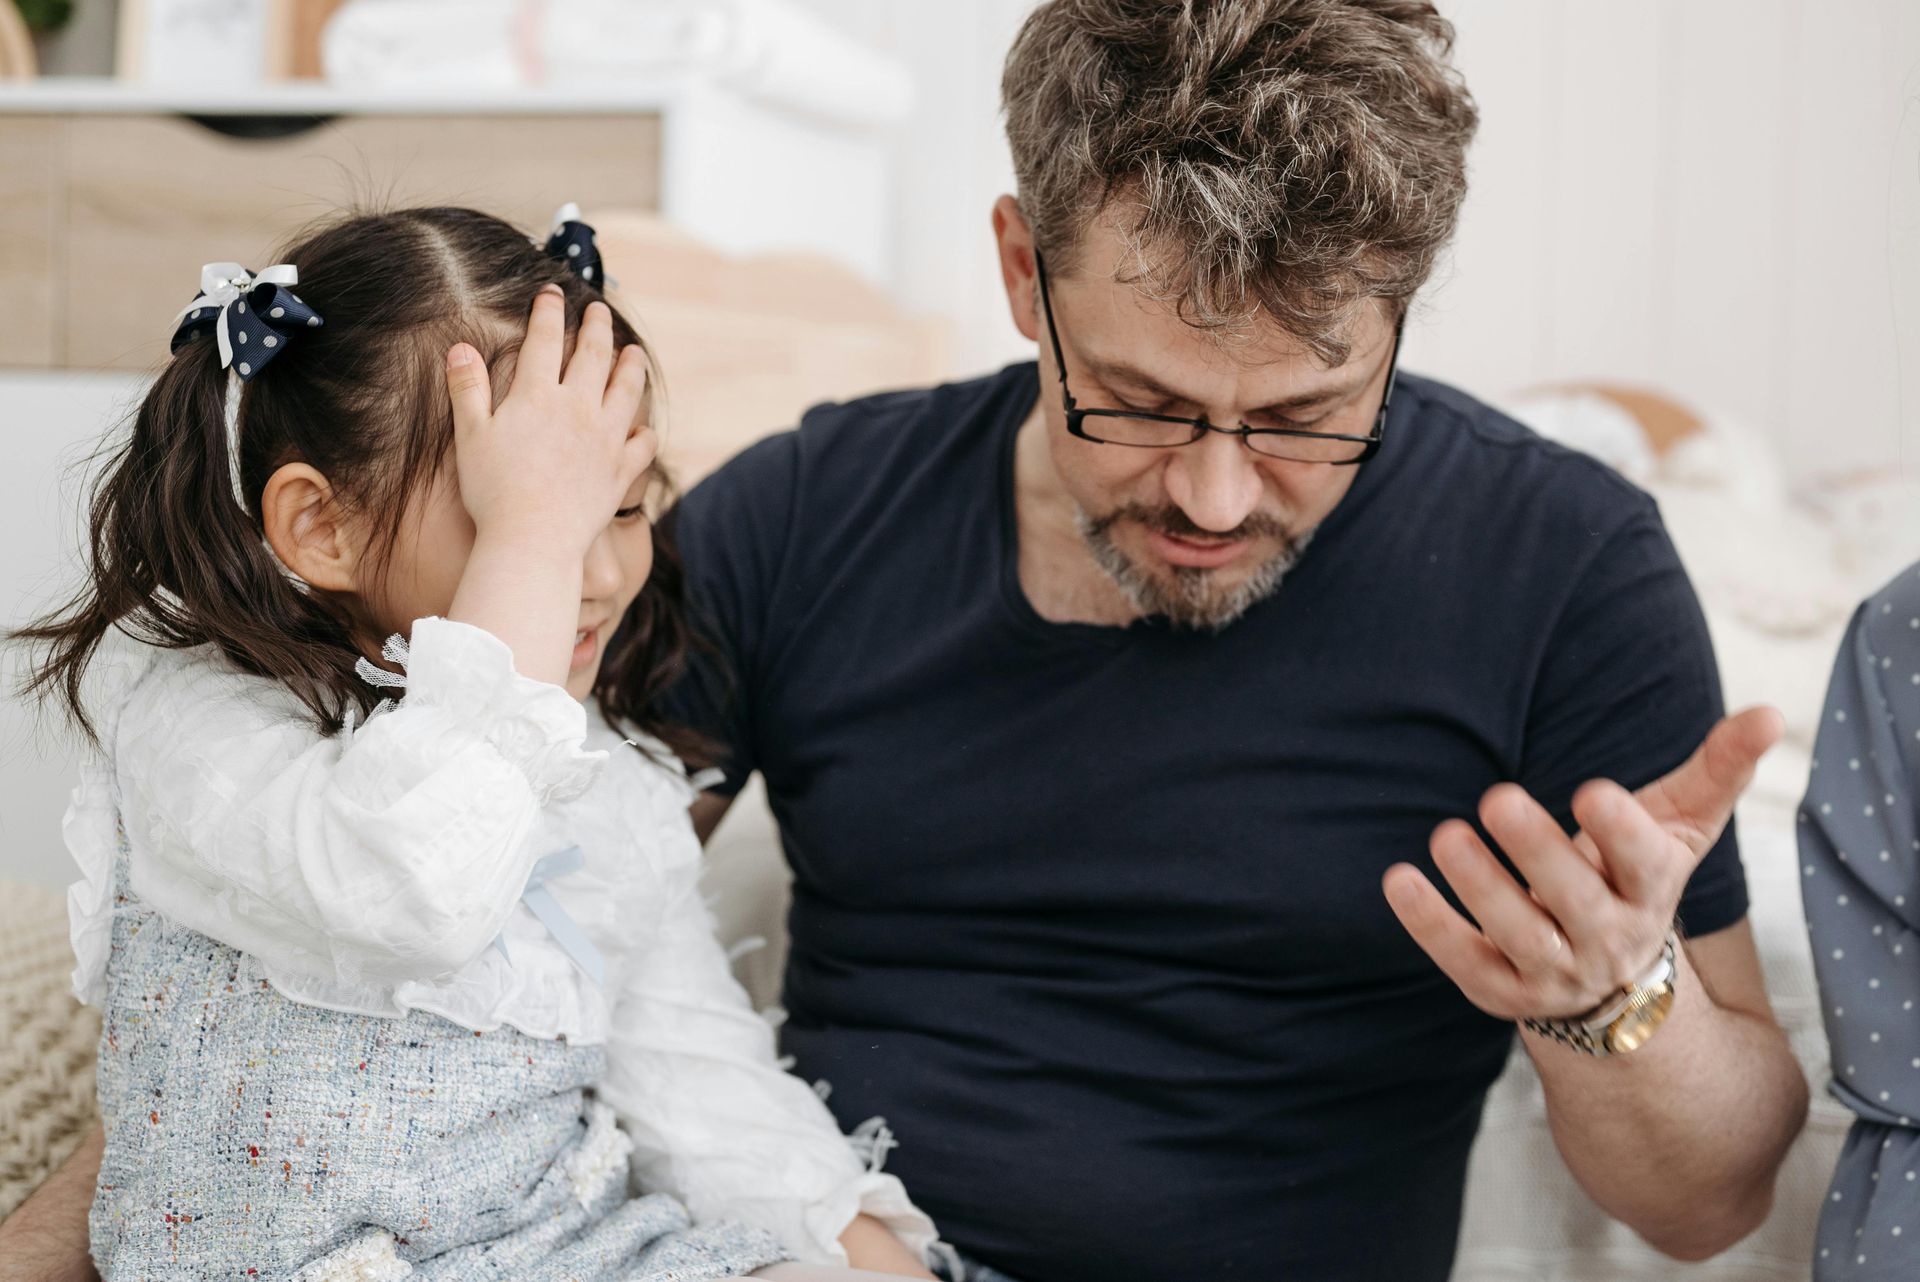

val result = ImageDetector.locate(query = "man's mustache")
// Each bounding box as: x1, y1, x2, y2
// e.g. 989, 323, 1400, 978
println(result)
1084, 502, 1293, 545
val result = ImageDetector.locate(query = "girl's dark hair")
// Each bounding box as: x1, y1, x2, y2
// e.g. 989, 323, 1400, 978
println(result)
12, 205, 706, 762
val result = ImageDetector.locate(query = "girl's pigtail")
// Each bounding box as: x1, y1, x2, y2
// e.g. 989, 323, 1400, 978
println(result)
12, 338, 365, 740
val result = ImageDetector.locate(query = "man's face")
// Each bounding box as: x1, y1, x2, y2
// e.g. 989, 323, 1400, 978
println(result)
1013, 210, 1400, 630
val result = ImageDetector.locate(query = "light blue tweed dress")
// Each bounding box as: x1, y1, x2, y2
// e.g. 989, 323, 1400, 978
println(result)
89, 827, 788, 1282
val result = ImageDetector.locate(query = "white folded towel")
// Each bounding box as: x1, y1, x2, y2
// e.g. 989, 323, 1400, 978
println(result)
322, 0, 912, 128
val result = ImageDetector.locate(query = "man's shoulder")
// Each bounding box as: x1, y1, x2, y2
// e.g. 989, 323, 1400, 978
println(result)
670, 364, 1032, 594
1395, 372, 1661, 535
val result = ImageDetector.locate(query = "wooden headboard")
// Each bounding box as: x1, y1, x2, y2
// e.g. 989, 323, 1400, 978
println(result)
593, 211, 946, 485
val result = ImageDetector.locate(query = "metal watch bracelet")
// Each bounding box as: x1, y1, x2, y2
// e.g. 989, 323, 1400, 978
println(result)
1519, 930, 1680, 1057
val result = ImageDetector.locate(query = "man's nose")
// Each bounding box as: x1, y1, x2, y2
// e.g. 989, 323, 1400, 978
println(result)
1162, 429, 1265, 533
581, 526, 625, 601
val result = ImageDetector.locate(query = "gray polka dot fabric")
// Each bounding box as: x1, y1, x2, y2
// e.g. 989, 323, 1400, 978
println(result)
1803, 564, 1920, 1279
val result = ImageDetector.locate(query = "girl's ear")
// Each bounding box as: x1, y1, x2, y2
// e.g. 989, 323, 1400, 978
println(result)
261, 463, 362, 594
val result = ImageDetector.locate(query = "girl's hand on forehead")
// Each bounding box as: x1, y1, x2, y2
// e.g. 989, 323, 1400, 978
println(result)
445, 286, 656, 555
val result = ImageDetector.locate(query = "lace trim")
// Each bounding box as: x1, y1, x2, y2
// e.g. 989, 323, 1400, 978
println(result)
563, 1102, 635, 1209
344, 633, 410, 732
292, 1230, 412, 1282
847, 1116, 900, 1174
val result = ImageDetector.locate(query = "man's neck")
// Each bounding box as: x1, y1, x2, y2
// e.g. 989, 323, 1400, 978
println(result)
1012, 395, 1144, 628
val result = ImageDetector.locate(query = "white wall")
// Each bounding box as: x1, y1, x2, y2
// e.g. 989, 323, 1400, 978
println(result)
797, 0, 1920, 480
1433, 0, 1920, 479
0, 374, 147, 889
784, 0, 1037, 378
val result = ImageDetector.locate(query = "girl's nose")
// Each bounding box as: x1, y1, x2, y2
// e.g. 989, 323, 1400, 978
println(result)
581, 526, 625, 600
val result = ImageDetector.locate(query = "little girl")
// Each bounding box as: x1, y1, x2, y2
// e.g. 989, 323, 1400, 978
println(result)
14, 206, 936, 1281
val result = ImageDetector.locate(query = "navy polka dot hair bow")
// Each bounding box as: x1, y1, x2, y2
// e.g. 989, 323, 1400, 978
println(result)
170, 262, 323, 381
544, 203, 615, 289
169, 262, 327, 513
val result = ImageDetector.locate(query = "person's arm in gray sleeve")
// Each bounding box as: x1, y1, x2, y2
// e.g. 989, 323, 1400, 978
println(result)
1803, 592, 1920, 1126
1802, 576, 1920, 1278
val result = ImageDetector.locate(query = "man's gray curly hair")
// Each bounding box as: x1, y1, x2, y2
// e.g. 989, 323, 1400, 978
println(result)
1002, 0, 1479, 365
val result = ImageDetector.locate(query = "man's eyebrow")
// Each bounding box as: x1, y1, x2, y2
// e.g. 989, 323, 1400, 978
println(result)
1086, 358, 1350, 414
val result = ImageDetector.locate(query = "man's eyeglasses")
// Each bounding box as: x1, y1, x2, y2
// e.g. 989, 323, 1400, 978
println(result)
1034, 251, 1401, 465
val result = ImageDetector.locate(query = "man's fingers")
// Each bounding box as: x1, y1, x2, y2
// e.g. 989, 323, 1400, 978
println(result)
519, 284, 567, 386
1477, 783, 1620, 952
564, 299, 615, 396
445, 343, 492, 433
1429, 819, 1568, 974
1638, 706, 1784, 857
1570, 777, 1686, 909
1382, 863, 1528, 1016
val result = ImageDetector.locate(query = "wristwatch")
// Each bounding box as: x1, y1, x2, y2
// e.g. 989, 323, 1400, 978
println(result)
1520, 931, 1679, 1057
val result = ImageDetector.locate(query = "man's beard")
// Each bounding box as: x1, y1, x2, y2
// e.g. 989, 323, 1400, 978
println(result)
1076, 502, 1311, 632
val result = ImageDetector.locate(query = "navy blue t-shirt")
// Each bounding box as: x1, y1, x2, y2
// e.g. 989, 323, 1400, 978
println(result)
659, 363, 1749, 1282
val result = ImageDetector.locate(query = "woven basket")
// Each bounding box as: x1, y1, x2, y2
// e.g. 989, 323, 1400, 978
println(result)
0, 880, 99, 1220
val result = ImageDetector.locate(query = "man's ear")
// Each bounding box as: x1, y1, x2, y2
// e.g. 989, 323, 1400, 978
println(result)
260, 463, 361, 594
992, 194, 1042, 343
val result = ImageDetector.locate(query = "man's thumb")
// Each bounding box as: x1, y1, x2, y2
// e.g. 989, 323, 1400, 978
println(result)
1640, 705, 1784, 854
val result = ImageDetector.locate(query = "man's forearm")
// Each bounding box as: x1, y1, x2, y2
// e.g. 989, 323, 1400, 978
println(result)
1528, 945, 1808, 1260
0, 1125, 103, 1282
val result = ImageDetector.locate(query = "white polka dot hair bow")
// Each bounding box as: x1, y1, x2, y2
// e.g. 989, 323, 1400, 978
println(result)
169, 262, 325, 511
543, 203, 615, 289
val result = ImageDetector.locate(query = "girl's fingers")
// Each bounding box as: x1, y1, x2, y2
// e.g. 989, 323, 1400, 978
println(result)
618, 425, 660, 490
445, 344, 492, 434
601, 342, 651, 429
519, 285, 567, 386
564, 300, 615, 396
1382, 863, 1529, 1017
1429, 819, 1569, 975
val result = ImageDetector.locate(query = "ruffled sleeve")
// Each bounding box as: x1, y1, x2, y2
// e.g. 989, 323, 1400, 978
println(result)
401, 618, 603, 802
65, 637, 158, 1005
100, 618, 604, 991
596, 770, 938, 1266
65, 759, 123, 1006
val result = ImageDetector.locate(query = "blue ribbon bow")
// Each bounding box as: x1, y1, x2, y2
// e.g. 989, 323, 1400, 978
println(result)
544, 203, 614, 290
492, 845, 606, 988
169, 262, 324, 382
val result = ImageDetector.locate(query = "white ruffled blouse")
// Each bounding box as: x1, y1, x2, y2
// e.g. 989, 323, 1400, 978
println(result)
62, 616, 936, 1267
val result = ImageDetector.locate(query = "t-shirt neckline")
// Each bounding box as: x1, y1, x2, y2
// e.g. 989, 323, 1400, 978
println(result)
993, 363, 1154, 647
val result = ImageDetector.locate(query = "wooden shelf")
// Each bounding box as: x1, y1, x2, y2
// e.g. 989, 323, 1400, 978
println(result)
0, 75, 686, 117
0, 108, 663, 369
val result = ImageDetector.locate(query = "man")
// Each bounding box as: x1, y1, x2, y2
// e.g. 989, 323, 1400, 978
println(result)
661, 3, 1806, 1280
0, 3, 1806, 1280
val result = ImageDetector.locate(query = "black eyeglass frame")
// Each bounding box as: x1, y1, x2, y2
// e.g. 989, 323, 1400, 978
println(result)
1033, 250, 1402, 466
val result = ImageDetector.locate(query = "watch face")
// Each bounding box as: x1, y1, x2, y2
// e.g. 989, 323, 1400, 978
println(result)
1604, 985, 1677, 1055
